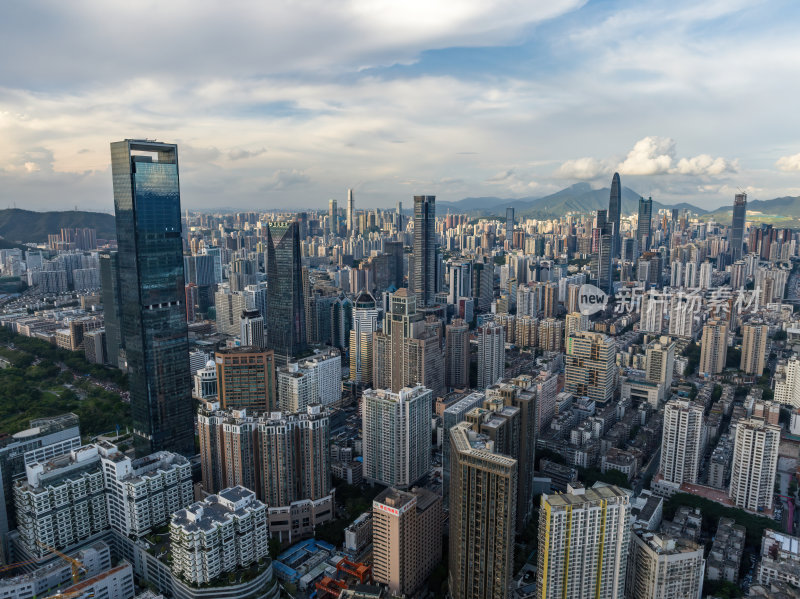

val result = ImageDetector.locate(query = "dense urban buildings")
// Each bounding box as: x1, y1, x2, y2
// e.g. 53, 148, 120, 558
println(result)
7, 132, 800, 599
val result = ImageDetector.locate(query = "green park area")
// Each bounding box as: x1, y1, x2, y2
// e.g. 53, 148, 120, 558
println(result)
0, 328, 131, 439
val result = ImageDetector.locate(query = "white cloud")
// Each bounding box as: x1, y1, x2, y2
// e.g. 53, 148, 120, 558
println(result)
672, 154, 738, 176
777, 153, 800, 172
617, 136, 675, 175
555, 157, 609, 179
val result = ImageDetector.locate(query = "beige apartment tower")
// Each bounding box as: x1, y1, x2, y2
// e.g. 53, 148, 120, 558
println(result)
372, 487, 442, 596
699, 319, 728, 376
740, 323, 769, 376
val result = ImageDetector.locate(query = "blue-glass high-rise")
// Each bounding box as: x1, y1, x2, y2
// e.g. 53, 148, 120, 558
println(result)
266, 221, 307, 365
110, 140, 195, 457
608, 172, 622, 258
730, 193, 747, 260
636, 196, 653, 255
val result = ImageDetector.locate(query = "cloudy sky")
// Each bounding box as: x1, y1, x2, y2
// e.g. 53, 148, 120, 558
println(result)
1, 0, 799, 212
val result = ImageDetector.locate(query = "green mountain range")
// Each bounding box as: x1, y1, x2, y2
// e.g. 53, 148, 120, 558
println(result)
0, 209, 116, 244
438, 183, 708, 218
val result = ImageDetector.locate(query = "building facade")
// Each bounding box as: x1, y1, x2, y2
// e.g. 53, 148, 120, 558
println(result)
110, 139, 195, 456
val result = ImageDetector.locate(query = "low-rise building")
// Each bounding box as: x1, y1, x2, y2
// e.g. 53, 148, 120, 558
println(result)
757, 529, 800, 588
706, 518, 746, 583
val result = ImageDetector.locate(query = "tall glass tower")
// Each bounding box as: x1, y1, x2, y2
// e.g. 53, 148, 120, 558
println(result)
412, 195, 436, 306
266, 221, 307, 365
608, 172, 622, 257
636, 196, 653, 255
110, 140, 195, 457
731, 193, 747, 260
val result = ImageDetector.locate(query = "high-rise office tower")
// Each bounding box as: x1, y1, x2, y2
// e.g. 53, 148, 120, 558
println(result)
668, 293, 694, 338
637, 196, 653, 254
346, 188, 355, 237
445, 318, 470, 389
626, 530, 706, 599
328, 198, 338, 235
699, 318, 728, 376
350, 291, 379, 385
362, 385, 432, 488
741, 322, 769, 376
505, 207, 514, 242
565, 331, 617, 403
216, 347, 276, 412
266, 221, 307, 365
594, 222, 614, 294
411, 195, 436, 307
110, 140, 194, 456
448, 421, 517, 599
699, 261, 713, 290
608, 172, 622, 257
659, 399, 703, 485
729, 418, 780, 512
372, 487, 442, 597
731, 193, 747, 261
477, 321, 505, 390
240, 309, 265, 348
537, 483, 631, 599
99, 251, 123, 368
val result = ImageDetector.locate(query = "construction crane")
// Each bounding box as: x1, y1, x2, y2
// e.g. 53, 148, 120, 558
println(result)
0, 558, 42, 574
35, 541, 86, 584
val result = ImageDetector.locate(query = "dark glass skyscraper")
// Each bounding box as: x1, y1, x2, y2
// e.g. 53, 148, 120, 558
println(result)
99, 250, 123, 368
505, 207, 514, 242
608, 172, 622, 257
266, 221, 307, 365
731, 193, 747, 260
412, 195, 436, 307
636, 196, 653, 254
110, 140, 195, 457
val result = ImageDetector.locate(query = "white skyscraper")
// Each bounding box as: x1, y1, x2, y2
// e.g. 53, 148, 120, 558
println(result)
668, 294, 694, 337
346, 188, 355, 236
660, 399, 704, 485
362, 385, 432, 488
640, 289, 665, 334
538, 483, 631, 599
477, 321, 505, 390
729, 418, 780, 512
699, 261, 713, 290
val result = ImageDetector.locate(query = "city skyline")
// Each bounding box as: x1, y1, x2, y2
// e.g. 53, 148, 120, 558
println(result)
1, 1, 800, 211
